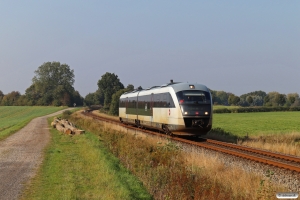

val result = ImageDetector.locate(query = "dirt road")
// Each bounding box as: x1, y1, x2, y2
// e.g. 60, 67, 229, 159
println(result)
0, 109, 73, 200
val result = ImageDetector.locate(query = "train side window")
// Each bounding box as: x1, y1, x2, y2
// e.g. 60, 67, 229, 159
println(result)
155, 93, 160, 107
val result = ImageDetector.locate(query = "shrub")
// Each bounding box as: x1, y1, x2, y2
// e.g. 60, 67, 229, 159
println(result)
61, 110, 72, 119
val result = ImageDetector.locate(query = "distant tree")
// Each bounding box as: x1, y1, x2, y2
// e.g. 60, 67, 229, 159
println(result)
84, 93, 95, 106
240, 91, 266, 101
246, 96, 253, 105
16, 95, 28, 106
109, 85, 135, 116
264, 92, 286, 107
252, 95, 263, 106
109, 89, 127, 115
286, 93, 299, 105
126, 84, 134, 91
240, 91, 266, 107
94, 89, 104, 105
84, 89, 105, 107
228, 94, 240, 105
264, 95, 271, 106
97, 72, 124, 110
274, 93, 286, 106
25, 61, 80, 106
216, 91, 229, 105
0, 91, 21, 106
0, 90, 4, 104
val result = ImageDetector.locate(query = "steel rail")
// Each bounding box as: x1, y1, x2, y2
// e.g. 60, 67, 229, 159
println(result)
82, 111, 300, 173
206, 139, 300, 164
174, 137, 300, 173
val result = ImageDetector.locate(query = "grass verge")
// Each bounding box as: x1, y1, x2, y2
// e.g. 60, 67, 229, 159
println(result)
21, 117, 152, 200
68, 112, 286, 199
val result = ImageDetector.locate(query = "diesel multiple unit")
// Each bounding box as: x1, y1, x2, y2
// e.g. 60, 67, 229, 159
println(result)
119, 81, 212, 135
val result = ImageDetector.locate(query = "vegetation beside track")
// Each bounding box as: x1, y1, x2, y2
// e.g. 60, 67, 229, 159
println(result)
22, 117, 151, 200
90, 109, 300, 156
0, 106, 65, 140
63, 111, 284, 200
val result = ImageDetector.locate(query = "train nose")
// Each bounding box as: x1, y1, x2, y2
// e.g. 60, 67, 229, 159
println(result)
192, 119, 204, 127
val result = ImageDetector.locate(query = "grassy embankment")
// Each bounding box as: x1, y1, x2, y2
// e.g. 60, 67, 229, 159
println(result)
0, 106, 65, 140
22, 116, 152, 200
65, 112, 285, 199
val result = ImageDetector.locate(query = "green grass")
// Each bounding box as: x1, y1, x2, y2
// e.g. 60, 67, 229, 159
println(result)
0, 106, 65, 140
213, 105, 240, 110
213, 111, 300, 137
22, 118, 152, 200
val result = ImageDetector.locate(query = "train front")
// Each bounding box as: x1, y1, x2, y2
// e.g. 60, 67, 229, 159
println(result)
175, 84, 212, 135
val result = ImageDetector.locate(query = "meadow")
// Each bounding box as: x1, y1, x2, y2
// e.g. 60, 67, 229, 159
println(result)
212, 111, 300, 137
0, 106, 65, 140
208, 111, 300, 156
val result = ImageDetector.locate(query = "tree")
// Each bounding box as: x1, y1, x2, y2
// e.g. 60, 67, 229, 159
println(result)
252, 95, 263, 106
228, 94, 240, 105
109, 89, 127, 115
26, 61, 80, 106
274, 93, 286, 106
287, 93, 299, 105
126, 84, 134, 91
263, 92, 286, 107
97, 72, 124, 110
0, 91, 21, 106
246, 96, 253, 105
109, 85, 135, 115
264, 95, 271, 106
0, 90, 4, 104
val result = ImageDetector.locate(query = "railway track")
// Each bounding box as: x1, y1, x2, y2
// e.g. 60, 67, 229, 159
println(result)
82, 111, 300, 173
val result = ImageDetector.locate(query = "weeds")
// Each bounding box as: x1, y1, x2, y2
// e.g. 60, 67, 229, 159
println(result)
257, 170, 275, 200
70, 112, 270, 199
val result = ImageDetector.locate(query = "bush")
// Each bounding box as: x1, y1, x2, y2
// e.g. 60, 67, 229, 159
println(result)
62, 110, 72, 119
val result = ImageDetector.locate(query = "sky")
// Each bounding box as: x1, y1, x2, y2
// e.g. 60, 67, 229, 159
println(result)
0, 1, 299, 97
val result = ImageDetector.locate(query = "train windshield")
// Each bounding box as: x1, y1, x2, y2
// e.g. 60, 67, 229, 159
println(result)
176, 90, 210, 104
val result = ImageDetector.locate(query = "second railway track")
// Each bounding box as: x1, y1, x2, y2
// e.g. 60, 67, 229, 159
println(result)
82, 111, 300, 173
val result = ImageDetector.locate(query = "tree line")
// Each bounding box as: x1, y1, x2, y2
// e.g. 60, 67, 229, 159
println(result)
0, 62, 83, 107
211, 90, 300, 107
1, 62, 300, 114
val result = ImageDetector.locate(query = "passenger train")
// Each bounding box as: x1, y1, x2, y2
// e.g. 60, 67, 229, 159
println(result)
119, 80, 212, 135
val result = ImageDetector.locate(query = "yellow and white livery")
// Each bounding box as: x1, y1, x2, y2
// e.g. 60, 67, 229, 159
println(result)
119, 81, 212, 135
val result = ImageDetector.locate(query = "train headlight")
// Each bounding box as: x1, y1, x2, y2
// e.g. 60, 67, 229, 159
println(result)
184, 112, 188, 115
205, 112, 209, 115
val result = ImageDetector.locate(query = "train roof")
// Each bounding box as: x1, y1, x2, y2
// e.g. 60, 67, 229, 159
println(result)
122, 81, 209, 96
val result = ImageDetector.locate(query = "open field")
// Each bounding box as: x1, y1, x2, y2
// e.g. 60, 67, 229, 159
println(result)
208, 111, 300, 156
22, 117, 152, 200
213, 111, 300, 137
0, 106, 65, 140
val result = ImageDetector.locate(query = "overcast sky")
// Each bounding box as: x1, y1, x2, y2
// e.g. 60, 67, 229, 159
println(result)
0, 1, 299, 97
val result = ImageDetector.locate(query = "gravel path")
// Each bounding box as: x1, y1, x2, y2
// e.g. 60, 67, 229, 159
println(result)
0, 109, 73, 200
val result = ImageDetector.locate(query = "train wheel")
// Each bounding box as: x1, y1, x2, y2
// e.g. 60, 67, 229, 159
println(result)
162, 125, 173, 136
